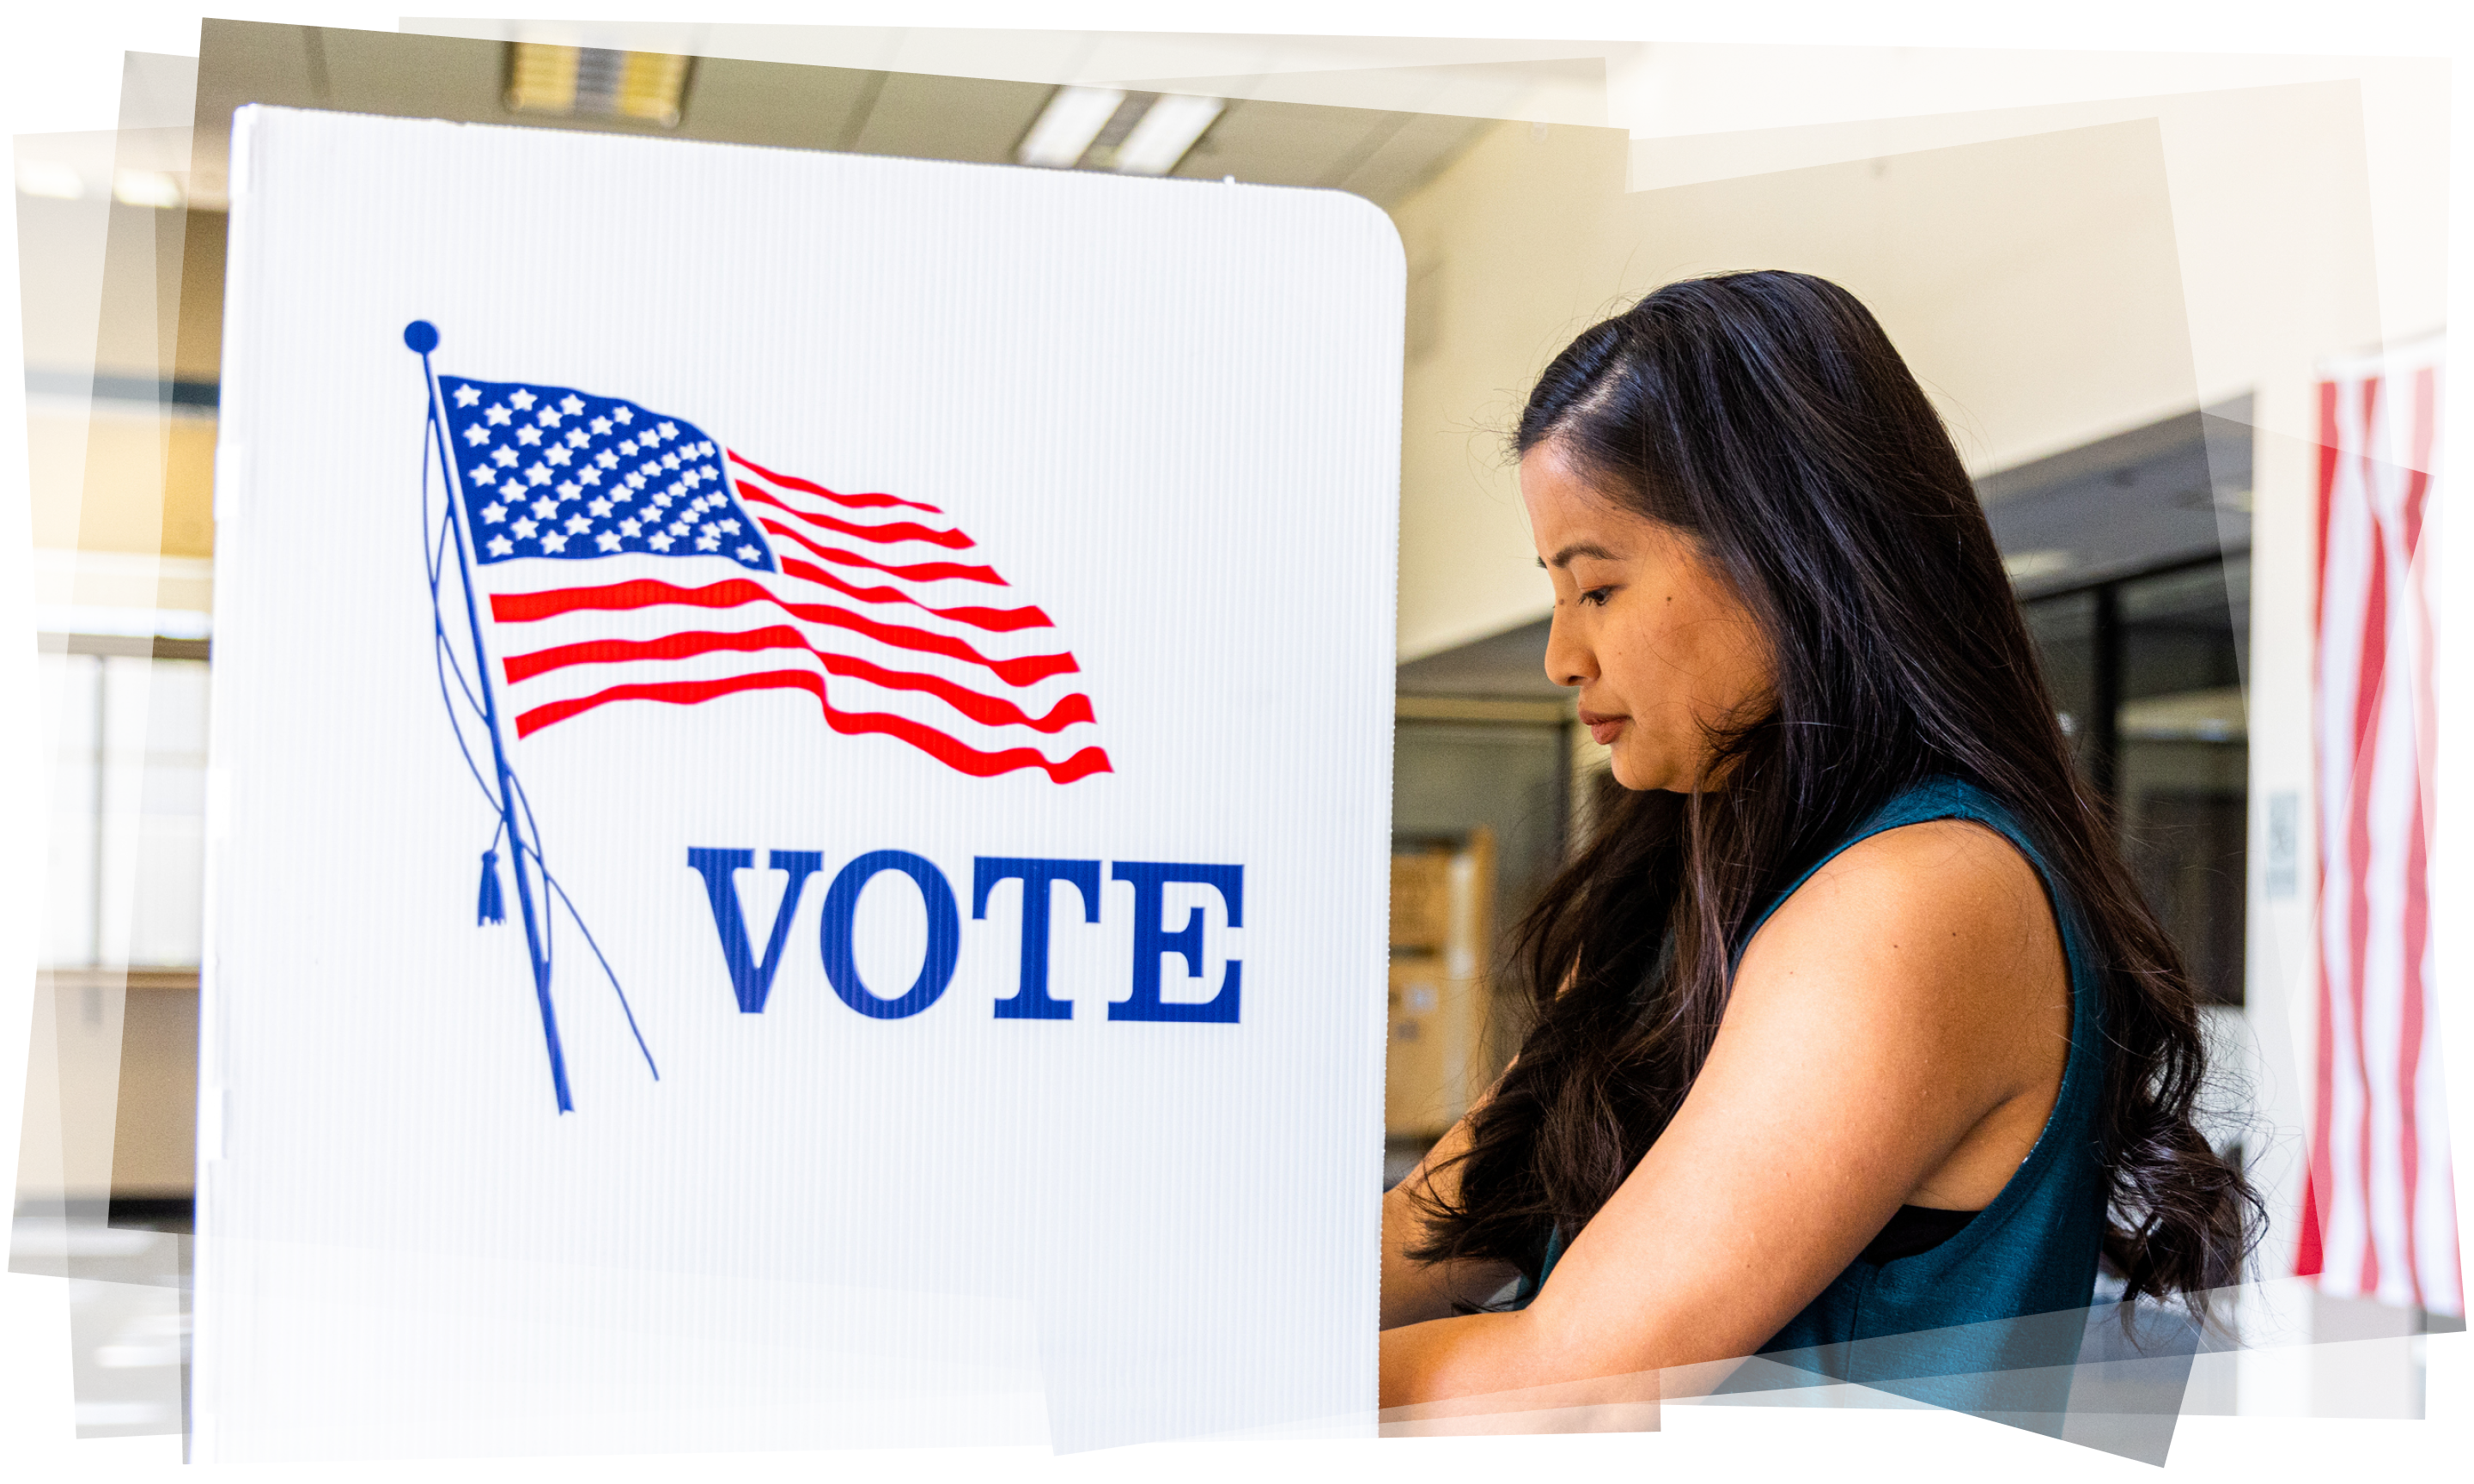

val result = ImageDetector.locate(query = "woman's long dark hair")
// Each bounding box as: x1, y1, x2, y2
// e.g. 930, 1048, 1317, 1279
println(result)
1407, 271, 2261, 1315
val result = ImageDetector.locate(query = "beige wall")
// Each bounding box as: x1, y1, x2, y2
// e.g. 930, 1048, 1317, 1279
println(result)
1390, 114, 2203, 665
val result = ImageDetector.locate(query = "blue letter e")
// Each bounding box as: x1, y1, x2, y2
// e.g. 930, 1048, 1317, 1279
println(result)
686, 848, 822, 1013
1110, 862, 1242, 1024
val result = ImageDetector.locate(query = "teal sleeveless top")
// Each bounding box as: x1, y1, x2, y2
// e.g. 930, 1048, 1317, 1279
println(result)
1526, 777, 2107, 1422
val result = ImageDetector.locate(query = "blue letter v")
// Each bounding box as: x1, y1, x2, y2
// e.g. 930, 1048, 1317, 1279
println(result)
686, 848, 824, 1013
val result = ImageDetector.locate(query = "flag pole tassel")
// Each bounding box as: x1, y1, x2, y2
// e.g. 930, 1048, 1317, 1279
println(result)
478, 848, 506, 926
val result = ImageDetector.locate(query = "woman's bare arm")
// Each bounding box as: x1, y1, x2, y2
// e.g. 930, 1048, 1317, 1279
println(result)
1378, 820, 2071, 1407
1380, 1113, 1517, 1329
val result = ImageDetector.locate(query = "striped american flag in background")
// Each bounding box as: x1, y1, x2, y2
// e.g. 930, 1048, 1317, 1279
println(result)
438, 374, 1111, 783
2297, 336, 2459, 1315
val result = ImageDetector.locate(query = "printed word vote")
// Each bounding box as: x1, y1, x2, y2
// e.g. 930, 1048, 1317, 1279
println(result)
686, 850, 1244, 1023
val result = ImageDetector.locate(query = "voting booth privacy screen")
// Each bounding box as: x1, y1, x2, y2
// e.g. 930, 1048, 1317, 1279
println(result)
196, 106, 1401, 1459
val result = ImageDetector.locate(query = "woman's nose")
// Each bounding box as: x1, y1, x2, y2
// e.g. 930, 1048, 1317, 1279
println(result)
1542, 610, 1593, 690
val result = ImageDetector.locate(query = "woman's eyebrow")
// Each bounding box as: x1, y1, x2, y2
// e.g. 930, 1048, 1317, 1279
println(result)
1541, 541, 1622, 569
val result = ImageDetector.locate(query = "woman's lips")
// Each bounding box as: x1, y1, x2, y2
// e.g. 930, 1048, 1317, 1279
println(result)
1578, 708, 1626, 745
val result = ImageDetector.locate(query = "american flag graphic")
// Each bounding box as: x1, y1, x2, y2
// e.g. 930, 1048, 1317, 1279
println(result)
436, 374, 1112, 783
2296, 336, 2459, 1315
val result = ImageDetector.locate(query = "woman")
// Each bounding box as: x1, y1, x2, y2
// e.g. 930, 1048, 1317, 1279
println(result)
1379, 271, 2259, 1421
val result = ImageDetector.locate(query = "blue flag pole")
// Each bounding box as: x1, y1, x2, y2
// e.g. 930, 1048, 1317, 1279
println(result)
405, 319, 574, 1114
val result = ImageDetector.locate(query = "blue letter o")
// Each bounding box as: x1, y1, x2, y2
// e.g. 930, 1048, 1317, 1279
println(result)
818, 851, 960, 1019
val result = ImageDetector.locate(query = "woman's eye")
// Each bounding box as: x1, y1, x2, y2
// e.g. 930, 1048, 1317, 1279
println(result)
1580, 587, 1614, 607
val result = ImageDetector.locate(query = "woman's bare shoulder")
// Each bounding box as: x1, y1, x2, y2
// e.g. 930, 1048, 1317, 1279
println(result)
1761, 818, 2052, 958
1728, 817, 2066, 1080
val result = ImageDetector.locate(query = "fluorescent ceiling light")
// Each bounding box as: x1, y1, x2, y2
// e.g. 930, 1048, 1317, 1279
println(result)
16, 161, 85, 199
600, 49, 691, 127
1113, 94, 1224, 177
506, 43, 689, 126
1018, 87, 1126, 168
507, 43, 582, 114
113, 170, 184, 209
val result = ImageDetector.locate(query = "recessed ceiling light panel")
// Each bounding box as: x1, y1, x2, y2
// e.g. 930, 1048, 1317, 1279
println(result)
1016, 87, 1128, 168
507, 42, 689, 128
1112, 94, 1225, 176
113, 169, 185, 209
16, 161, 86, 200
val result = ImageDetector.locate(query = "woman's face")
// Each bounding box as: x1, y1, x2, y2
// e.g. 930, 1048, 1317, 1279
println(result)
1520, 442, 1776, 793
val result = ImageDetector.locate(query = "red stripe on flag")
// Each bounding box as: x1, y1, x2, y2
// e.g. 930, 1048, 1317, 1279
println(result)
488, 578, 1081, 687
769, 553, 1053, 633
2397, 366, 2437, 1306
510, 667, 1112, 783
753, 520, 1027, 610
2349, 374, 2386, 1298
736, 483, 972, 550
726, 449, 943, 514
2295, 1170, 2326, 1278
771, 532, 1004, 586
500, 625, 1097, 732
818, 651, 1095, 732
2302, 378, 2341, 1281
